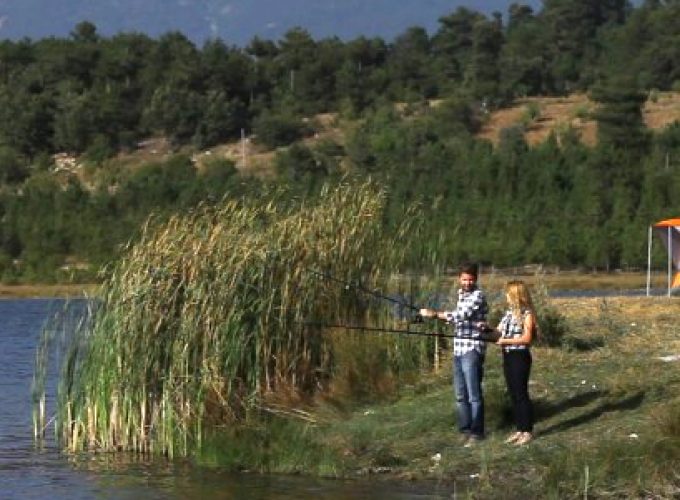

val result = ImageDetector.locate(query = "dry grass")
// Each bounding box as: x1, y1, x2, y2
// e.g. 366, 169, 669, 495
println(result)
477, 92, 680, 147
34, 179, 424, 457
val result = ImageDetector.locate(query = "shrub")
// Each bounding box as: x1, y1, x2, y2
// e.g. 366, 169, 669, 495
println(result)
253, 111, 306, 149
520, 102, 541, 127
531, 280, 570, 347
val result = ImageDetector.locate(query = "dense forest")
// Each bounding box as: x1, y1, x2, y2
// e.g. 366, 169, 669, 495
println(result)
0, 0, 679, 281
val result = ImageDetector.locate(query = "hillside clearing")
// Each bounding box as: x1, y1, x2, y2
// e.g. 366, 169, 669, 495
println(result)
478, 92, 680, 147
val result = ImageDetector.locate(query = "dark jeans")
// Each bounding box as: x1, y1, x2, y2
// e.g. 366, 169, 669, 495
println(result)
502, 349, 534, 433
453, 350, 485, 437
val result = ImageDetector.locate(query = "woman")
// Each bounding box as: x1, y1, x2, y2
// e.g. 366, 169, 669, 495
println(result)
494, 280, 536, 445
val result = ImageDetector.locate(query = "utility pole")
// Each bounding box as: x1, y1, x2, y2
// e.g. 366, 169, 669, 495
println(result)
241, 128, 247, 168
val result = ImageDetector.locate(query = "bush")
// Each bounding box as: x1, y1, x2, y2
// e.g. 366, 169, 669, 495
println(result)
520, 102, 541, 126
531, 281, 570, 347
572, 103, 592, 120
84, 134, 116, 165
0, 146, 29, 184
253, 111, 306, 149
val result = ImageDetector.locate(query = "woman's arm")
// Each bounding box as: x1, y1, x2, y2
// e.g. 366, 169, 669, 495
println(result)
497, 312, 535, 345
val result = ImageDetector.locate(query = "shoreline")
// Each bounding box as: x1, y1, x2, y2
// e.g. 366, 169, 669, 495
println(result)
0, 283, 98, 298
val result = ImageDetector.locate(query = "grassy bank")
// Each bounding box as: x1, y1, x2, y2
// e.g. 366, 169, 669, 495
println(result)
197, 296, 680, 498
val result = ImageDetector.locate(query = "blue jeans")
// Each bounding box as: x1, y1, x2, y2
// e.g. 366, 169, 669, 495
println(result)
454, 350, 485, 437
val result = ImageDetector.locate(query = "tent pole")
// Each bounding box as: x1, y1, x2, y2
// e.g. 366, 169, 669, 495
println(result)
647, 226, 652, 297
667, 226, 672, 297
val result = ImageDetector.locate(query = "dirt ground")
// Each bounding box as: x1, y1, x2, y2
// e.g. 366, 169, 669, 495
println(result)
477, 92, 680, 147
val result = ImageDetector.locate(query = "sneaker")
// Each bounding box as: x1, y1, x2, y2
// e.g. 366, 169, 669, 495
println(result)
504, 432, 522, 444
464, 435, 483, 448
514, 432, 533, 446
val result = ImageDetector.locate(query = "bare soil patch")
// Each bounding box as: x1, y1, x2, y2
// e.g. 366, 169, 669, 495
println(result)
477, 92, 680, 147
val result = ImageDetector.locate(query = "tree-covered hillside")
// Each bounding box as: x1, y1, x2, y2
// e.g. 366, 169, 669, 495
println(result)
0, 0, 679, 281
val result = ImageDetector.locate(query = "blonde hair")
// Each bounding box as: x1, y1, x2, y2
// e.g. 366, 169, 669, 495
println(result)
505, 280, 534, 323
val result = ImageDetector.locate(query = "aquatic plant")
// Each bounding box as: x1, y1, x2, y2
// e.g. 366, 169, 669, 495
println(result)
36, 180, 420, 456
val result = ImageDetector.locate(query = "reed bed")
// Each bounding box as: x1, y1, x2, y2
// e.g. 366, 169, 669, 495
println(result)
35, 180, 420, 456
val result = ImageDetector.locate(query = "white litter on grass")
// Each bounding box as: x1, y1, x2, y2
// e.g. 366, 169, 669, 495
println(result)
469, 473, 480, 479
431, 453, 441, 463
363, 409, 375, 416
657, 354, 680, 362
629, 433, 639, 439
581, 380, 587, 385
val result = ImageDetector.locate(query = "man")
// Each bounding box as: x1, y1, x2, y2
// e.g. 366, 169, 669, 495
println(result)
420, 262, 488, 446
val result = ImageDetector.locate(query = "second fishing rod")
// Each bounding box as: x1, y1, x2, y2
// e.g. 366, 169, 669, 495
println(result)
306, 267, 422, 315
306, 268, 500, 342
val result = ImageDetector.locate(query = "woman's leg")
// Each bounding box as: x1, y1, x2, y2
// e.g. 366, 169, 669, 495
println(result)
503, 351, 533, 432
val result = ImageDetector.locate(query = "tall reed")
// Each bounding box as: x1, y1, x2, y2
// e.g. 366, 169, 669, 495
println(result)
36, 180, 418, 456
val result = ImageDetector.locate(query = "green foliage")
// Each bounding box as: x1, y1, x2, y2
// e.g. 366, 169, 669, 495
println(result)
83, 134, 115, 165
591, 77, 650, 153
253, 110, 307, 149
520, 102, 541, 126
275, 141, 342, 184
0, 3, 678, 279
0, 146, 29, 184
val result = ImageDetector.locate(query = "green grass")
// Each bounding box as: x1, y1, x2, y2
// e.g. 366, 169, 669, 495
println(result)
195, 297, 680, 498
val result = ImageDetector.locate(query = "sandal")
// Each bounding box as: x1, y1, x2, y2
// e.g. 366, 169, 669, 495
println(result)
504, 432, 522, 444
514, 432, 533, 445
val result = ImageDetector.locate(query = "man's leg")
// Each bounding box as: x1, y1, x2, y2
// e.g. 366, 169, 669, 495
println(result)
453, 354, 471, 435
461, 350, 484, 438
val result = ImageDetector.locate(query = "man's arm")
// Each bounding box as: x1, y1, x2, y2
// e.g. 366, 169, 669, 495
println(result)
418, 308, 449, 321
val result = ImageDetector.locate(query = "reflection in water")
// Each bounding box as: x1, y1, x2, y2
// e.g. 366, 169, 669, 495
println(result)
1, 299, 453, 499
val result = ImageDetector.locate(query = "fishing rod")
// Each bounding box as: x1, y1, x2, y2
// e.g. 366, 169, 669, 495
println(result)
306, 268, 421, 312
303, 322, 501, 343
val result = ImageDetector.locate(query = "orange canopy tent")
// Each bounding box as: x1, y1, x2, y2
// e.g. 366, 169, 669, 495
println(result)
647, 218, 680, 296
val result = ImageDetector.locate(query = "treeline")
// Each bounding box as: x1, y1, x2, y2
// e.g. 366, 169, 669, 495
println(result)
0, 0, 679, 280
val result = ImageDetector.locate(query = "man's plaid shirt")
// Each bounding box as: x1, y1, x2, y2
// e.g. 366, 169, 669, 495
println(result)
444, 287, 488, 356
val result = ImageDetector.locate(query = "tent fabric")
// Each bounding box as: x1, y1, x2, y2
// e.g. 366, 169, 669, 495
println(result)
651, 218, 680, 292
653, 218, 680, 228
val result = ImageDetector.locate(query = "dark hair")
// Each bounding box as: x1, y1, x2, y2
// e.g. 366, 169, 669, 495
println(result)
458, 262, 479, 278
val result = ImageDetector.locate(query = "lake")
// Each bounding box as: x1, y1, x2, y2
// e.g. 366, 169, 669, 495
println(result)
0, 299, 453, 499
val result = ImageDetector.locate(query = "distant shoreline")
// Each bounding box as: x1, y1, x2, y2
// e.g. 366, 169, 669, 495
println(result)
0, 284, 98, 298
0, 272, 668, 298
